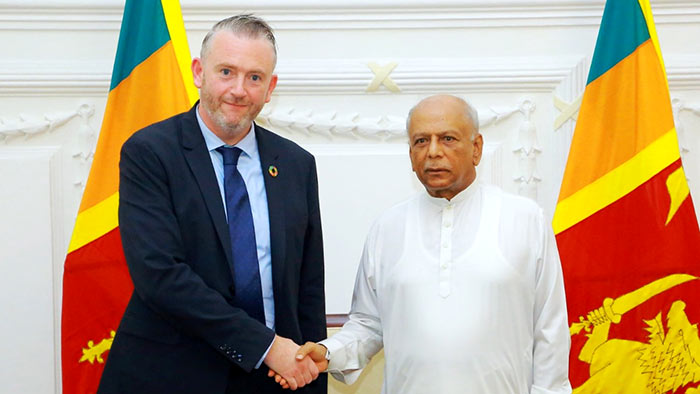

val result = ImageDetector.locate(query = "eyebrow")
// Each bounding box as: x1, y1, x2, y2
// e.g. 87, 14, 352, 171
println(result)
216, 62, 268, 76
412, 129, 460, 137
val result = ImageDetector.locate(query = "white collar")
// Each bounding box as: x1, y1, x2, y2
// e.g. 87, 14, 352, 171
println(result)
196, 104, 258, 158
422, 181, 480, 208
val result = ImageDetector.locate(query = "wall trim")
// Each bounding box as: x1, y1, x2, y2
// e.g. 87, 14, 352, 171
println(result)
327, 314, 349, 328
1, 1, 699, 31
3, 56, 700, 96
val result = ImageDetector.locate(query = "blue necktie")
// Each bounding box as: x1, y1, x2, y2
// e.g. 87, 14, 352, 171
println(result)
217, 146, 265, 324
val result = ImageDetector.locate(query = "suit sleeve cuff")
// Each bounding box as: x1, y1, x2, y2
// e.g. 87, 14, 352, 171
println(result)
255, 336, 275, 369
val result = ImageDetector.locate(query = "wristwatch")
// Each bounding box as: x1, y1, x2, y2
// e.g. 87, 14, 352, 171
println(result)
320, 344, 331, 361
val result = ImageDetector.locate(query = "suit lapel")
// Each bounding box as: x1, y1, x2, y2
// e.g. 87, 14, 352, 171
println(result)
180, 106, 234, 274
255, 124, 286, 297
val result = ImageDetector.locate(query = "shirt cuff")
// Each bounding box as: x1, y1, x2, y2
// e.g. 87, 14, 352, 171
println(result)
255, 337, 275, 369
318, 337, 346, 372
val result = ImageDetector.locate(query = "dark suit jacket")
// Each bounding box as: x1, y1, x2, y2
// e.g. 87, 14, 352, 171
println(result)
98, 104, 327, 393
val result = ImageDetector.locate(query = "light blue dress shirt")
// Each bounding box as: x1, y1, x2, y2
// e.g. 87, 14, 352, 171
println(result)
196, 108, 276, 333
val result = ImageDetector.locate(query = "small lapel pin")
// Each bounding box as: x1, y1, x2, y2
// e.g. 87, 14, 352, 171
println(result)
268, 165, 278, 177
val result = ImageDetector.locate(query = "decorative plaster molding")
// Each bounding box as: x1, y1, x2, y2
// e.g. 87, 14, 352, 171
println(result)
0, 103, 96, 188
2, 1, 700, 31
257, 106, 405, 140
513, 99, 542, 199
366, 62, 400, 93
665, 55, 700, 91
228, 57, 583, 94
0, 103, 93, 141
257, 100, 523, 141
0, 60, 111, 96
675, 98, 700, 117
673, 97, 700, 154
553, 95, 582, 131
4, 56, 700, 96
478, 105, 520, 130
70, 105, 97, 189
0, 57, 582, 96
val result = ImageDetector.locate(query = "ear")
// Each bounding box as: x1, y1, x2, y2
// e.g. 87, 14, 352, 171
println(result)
472, 133, 484, 166
265, 74, 278, 103
408, 144, 417, 173
191, 58, 203, 89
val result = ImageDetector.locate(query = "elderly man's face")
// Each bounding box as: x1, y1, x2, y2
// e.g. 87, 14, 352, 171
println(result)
192, 30, 277, 144
408, 98, 483, 200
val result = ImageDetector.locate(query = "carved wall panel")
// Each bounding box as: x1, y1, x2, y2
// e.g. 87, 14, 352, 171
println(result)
0, 147, 61, 393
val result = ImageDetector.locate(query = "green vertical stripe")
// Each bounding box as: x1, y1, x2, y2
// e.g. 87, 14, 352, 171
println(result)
110, 0, 171, 90
587, 0, 650, 85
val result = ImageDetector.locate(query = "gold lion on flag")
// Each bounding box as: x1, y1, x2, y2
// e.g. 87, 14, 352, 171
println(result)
571, 274, 700, 393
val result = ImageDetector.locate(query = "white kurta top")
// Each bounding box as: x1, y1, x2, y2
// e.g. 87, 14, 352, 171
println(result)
322, 183, 572, 394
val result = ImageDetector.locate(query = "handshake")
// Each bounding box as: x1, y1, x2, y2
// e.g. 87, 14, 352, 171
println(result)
263, 335, 329, 390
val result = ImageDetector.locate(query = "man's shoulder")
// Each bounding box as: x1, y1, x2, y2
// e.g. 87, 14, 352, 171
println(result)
482, 183, 542, 214
126, 107, 194, 147
481, 185, 548, 242
371, 194, 419, 229
480, 184, 545, 229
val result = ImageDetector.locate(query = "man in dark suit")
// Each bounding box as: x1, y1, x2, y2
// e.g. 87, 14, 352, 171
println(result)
98, 15, 327, 393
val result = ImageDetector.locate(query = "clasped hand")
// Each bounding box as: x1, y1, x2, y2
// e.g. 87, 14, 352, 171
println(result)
265, 339, 329, 390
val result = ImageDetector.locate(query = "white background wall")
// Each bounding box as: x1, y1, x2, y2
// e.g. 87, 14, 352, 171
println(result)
1, 0, 700, 392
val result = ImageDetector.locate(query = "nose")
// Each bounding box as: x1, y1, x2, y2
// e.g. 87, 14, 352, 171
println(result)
229, 76, 246, 98
427, 136, 442, 157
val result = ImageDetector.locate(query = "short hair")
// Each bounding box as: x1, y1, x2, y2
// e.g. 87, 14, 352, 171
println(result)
200, 14, 277, 66
406, 95, 479, 141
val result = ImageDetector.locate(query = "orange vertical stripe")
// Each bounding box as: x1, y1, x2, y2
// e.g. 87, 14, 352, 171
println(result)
79, 41, 191, 212
558, 40, 674, 201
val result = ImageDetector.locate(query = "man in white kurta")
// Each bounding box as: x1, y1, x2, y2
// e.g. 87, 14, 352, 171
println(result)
321, 181, 571, 393
271, 94, 571, 393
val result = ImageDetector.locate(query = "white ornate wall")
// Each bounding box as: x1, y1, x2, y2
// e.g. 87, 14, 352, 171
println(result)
1, 1, 699, 392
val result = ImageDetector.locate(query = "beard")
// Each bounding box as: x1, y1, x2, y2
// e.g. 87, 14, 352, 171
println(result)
199, 80, 263, 140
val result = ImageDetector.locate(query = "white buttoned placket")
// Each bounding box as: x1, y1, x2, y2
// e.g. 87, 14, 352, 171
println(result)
439, 202, 454, 298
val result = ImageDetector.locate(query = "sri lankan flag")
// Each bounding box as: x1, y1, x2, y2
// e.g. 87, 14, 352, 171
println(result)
61, 1, 197, 392
553, 1, 700, 393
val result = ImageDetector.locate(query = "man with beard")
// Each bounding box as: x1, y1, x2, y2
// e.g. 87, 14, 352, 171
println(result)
273, 95, 571, 394
98, 15, 327, 394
